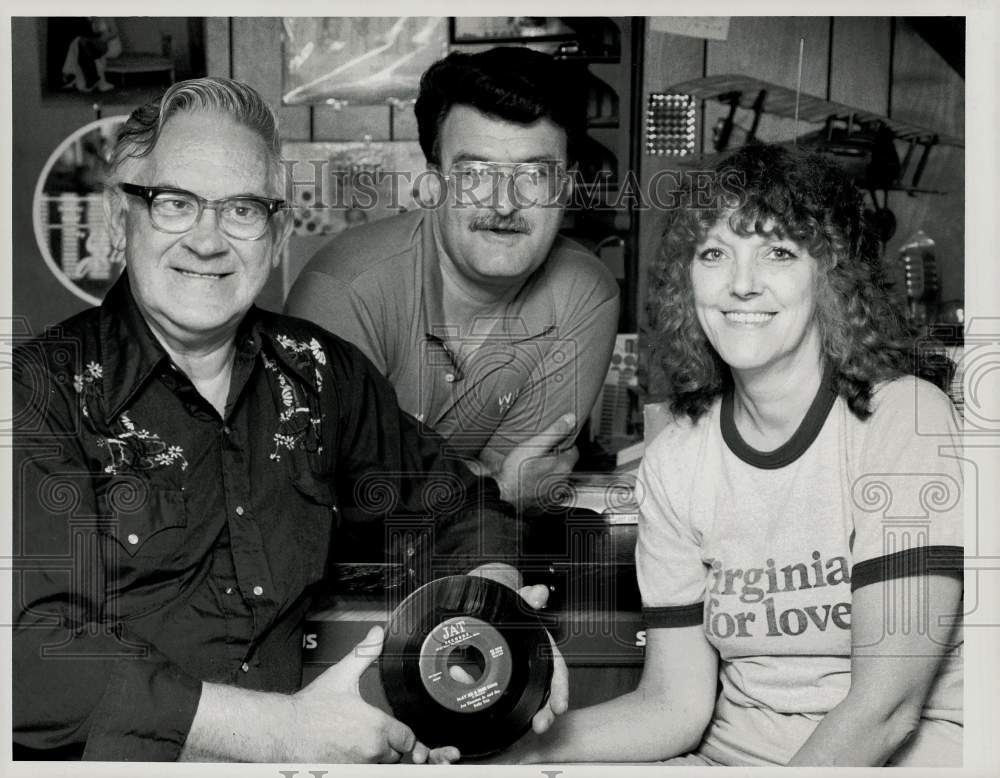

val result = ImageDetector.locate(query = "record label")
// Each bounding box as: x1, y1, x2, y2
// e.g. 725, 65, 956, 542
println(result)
380, 575, 553, 757
417, 615, 513, 713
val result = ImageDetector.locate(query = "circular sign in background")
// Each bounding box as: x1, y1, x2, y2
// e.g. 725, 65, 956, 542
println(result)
32, 116, 129, 306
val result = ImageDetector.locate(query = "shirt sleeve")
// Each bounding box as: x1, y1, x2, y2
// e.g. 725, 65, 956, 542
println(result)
849, 377, 964, 591
285, 267, 390, 375
634, 430, 706, 628
13, 353, 202, 760
326, 338, 522, 583
484, 264, 619, 456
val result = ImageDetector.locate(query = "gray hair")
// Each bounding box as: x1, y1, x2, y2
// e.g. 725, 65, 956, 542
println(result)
107, 77, 282, 195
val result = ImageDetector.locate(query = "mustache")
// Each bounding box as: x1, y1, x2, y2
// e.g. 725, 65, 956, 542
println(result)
469, 215, 532, 234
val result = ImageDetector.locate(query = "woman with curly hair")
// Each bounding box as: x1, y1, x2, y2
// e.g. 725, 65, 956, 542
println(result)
501, 144, 963, 766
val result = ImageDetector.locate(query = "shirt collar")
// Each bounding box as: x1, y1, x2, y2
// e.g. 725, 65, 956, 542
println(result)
98, 273, 317, 418
99, 272, 172, 419
422, 210, 556, 343
256, 325, 325, 400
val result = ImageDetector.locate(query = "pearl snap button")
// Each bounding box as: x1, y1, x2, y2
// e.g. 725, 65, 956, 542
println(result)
253, 585, 264, 596
127, 533, 139, 545
235, 506, 245, 516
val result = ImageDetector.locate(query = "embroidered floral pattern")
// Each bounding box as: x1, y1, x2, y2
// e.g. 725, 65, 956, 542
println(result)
73, 361, 103, 418
262, 346, 324, 461
275, 335, 327, 392
97, 412, 189, 474
73, 360, 188, 474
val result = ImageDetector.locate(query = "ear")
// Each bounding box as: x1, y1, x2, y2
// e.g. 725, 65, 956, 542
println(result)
102, 185, 129, 259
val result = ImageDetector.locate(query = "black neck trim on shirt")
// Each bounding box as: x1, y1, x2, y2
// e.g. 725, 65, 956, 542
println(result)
721, 363, 838, 470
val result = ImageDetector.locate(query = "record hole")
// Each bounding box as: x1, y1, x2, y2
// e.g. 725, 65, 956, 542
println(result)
446, 644, 486, 685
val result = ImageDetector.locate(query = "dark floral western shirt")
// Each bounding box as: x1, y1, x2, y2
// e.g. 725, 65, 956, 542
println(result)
12, 273, 519, 760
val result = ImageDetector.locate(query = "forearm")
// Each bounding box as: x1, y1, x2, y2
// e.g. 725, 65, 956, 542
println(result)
506, 688, 703, 763
475, 449, 516, 505
423, 449, 521, 573
180, 682, 294, 762
790, 576, 965, 766
788, 692, 918, 766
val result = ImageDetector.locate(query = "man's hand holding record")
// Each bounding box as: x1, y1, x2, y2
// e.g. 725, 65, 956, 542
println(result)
381, 570, 568, 764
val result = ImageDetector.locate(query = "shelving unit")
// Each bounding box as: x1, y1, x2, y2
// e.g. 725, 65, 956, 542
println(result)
551, 18, 644, 333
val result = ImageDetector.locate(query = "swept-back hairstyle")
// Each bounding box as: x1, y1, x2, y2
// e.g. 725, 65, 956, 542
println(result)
414, 46, 587, 167
648, 143, 916, 421
106, 77, 282, 194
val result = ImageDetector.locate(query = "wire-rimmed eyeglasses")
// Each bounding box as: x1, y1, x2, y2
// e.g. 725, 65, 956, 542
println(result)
445, 160, 570, 208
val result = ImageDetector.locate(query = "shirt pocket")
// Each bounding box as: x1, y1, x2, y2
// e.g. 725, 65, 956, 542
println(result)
290, 472, 337, 585
97, 477, 189, 619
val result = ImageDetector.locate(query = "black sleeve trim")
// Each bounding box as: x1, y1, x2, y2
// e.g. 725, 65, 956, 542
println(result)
642, 602, 703, 628
851, 545, 964, 592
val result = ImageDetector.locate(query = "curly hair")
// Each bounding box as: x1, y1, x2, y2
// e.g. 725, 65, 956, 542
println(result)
647, 143, 916, 421
414, 46, 587, 167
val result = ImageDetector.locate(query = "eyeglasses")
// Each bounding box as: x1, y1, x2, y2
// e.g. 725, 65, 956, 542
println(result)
446, 161, 570, 207
119, 183, 285, 241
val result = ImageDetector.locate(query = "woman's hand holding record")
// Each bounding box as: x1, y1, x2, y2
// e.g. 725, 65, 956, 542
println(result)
380, 574, 566, 762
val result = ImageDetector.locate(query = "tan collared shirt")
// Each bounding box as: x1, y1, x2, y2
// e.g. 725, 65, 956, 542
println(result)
287, 209, 620, 458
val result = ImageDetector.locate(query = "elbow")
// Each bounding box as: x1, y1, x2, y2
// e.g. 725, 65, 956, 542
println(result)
677, 704, 715, 754
845, 690, 924, 756
643, 694, 714, 759
882, 703, 923, 752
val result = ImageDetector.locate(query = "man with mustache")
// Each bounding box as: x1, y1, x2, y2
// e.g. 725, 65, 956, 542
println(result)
287, 47, 620, 512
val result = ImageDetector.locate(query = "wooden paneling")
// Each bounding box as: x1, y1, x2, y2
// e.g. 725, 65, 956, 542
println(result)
829, 17, 891, 113
704, 17, 831, 148
891, 19, 964, 137
886, 19, 965, 303
635, 28, 704, 335
205, 17, 231, 77
231, 17, 310, 141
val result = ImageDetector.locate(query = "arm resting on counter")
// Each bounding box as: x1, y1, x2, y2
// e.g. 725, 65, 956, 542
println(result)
501, 623, 718, 763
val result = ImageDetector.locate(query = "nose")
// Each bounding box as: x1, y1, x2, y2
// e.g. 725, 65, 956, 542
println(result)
182, 205, 228, 256
729, 256, 760, 298
490, 172, 519, 216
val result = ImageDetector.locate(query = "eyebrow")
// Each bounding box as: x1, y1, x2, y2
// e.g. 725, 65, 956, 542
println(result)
699, 231, 799, 248
148, 182, 274, 199
449, 153, 564, 165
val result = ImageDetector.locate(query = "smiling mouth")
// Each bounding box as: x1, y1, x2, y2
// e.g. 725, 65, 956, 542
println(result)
175, 268, 229, 280
724, 311, 776, 325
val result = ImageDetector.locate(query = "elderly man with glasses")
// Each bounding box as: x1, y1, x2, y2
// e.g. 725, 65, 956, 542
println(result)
286, 47, 620, 512
12, 77, 567, 762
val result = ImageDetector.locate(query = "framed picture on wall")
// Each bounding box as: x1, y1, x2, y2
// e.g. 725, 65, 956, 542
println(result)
282, 17, 448, 105
450, 17, 575, 43
44, 17, 206, 98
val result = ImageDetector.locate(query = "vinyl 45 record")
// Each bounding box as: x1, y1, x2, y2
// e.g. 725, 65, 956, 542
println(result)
380, 575, 553, 758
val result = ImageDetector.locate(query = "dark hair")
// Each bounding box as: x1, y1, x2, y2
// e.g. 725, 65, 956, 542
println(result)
648, 143, 916, 421
414, 46, 586, 167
